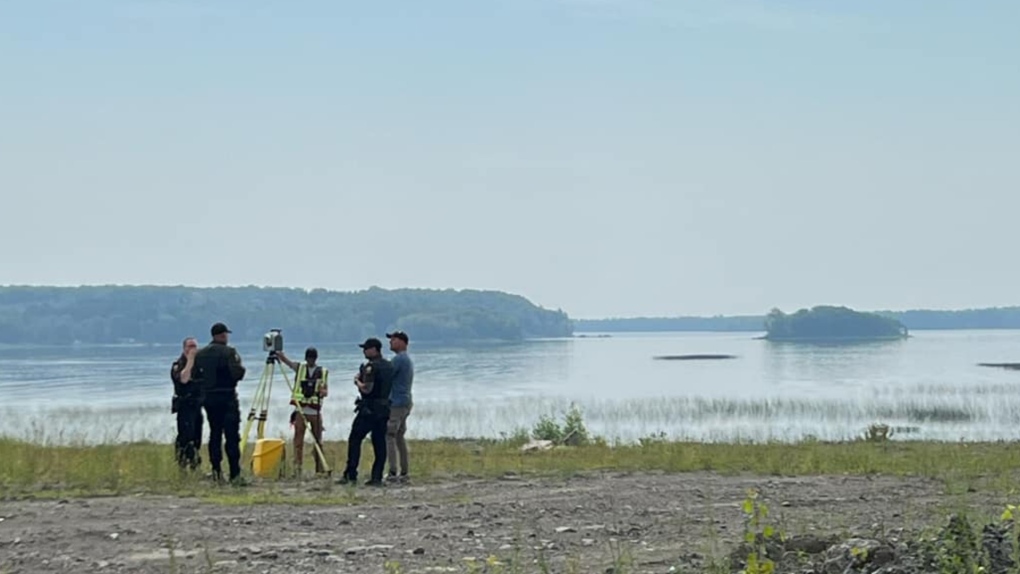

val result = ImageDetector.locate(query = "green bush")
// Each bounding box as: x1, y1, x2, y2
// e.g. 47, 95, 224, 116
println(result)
530, 404, 591, 446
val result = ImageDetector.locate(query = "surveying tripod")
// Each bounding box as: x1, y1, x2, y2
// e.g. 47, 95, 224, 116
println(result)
239, 351, 331, 475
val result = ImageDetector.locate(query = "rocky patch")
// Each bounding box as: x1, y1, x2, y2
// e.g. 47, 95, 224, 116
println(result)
0, 472, 1006, 573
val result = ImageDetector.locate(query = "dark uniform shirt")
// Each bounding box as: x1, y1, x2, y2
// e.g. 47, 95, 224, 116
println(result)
193, 340, 246, 400
170, 354, 200, 399
359, 356, 395, 404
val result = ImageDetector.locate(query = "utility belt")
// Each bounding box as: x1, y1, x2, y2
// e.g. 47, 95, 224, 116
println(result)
354, 397, 391, 417
202, 388, 239, 406
171, 394, 201, 414
291, 399, 323, 411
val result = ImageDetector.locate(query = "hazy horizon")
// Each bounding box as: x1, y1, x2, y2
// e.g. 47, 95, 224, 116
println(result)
2, 1, 1017, 318
4, 282, 1020, 322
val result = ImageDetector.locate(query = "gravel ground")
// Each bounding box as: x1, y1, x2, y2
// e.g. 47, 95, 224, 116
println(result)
0, 471, 1002, 574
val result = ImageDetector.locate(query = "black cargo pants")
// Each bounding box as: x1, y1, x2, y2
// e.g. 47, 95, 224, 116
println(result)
343, 406, 390, 483
174, 396, 203, 469
204, 392, 241, 480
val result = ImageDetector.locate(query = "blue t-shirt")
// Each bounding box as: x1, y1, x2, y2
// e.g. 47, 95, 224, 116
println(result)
390, 351, 414, 407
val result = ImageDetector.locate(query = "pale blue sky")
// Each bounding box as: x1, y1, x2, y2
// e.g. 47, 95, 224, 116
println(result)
1, 1, 1017, 318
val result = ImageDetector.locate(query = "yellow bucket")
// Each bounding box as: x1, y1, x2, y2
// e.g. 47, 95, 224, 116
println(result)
251, 438, 286, 478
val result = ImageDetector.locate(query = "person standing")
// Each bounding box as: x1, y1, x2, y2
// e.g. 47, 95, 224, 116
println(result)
339, 337, 394, 486
385, 330, 414, 483
170, 336, 202, 470
193, 322, 246, 484
275, 347, 329, 476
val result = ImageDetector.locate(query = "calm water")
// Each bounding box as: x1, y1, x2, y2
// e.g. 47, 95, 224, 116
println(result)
3, 330, 1020, 445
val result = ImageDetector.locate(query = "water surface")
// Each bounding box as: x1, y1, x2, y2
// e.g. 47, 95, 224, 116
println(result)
3, 330, 1019, 444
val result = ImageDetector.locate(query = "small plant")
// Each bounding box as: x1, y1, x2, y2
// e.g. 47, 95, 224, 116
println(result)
606, 538, 635, 574
740, 488, 779, 574
530, 403, 591, 446
561, 404, 590, 446
638, 431, 669, 447
531, 414, 563, 443
202, 544, 215, 572
997, 502, 1020, 571
924, 513, 984, 574
166, 536, 179, 574
499, 427, 531, 445
862, 423, 892, 442
485, 554, 508, 573
383, 560, 405, 574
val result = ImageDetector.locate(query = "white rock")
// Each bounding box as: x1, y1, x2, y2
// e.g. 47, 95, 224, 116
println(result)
520, 439, 554, 452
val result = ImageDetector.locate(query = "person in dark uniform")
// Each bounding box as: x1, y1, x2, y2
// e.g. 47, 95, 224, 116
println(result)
338, 337, 394, 486
192, 322, 246, 483
170, 336, 202, 470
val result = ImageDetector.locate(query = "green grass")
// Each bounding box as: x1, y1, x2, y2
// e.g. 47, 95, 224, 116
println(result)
3, 435, 1020, 499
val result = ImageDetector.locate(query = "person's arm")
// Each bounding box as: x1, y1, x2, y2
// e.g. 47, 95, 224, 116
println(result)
171, 361, 182, 386
356, 363, 374, 395
389, 355, 406, 397
275, 350, 298, 371
180, 350, 195, 383
379, 361, 395, 400
391, 355, 403, 378
318, 368, 329, 398
228, 348, 246, 382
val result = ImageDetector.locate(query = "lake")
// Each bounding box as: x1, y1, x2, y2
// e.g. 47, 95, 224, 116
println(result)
3, 330, 1020, 445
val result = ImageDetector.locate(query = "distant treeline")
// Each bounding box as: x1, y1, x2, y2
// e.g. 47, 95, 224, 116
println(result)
574, 316, 766, 332
575, 307, 1020, 333
0, 285, 573, 345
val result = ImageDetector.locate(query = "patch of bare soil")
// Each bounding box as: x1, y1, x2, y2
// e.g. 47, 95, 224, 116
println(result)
0, 472, 1003, 574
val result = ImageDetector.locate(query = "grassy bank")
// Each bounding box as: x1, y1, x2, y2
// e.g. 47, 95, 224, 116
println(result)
3, 435, 1020, 499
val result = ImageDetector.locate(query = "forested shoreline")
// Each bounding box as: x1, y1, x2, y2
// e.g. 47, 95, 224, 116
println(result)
4, 284, 1019, 345
0, 285, 572, 345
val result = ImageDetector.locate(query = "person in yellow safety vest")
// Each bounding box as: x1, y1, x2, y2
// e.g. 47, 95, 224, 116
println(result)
275, 347, 329, 476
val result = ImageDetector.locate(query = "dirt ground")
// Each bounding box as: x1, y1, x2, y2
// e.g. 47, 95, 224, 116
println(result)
0, 471, 1002, 574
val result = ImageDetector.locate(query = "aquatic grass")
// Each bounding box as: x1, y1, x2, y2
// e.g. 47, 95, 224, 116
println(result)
5, 379, 1020, 446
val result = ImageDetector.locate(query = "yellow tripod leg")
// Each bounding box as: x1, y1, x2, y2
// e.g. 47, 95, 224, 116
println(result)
239, 370, 263, 455
256, 359, 273, 441
240, 357, 273, 457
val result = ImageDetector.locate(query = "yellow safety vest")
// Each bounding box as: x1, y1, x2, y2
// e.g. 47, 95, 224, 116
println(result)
291, 362, 328, 411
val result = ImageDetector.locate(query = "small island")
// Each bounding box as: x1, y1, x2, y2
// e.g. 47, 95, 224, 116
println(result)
652, 354, 736, 361
763, 305, 909, 342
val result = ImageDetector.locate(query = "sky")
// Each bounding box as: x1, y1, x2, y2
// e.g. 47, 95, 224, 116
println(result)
1, 0, 1018, 319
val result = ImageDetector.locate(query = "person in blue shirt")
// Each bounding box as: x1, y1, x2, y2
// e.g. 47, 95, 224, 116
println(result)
385, 330, 414, 483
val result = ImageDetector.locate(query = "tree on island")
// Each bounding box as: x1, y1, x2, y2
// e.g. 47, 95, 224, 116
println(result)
764, 305, 909, 341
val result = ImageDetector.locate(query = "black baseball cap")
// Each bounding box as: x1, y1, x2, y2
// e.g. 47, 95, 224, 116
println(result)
211, 322, 231, 336
305, 347, 318, 358
358, 337, 382, 350
386, 330, 409, 343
